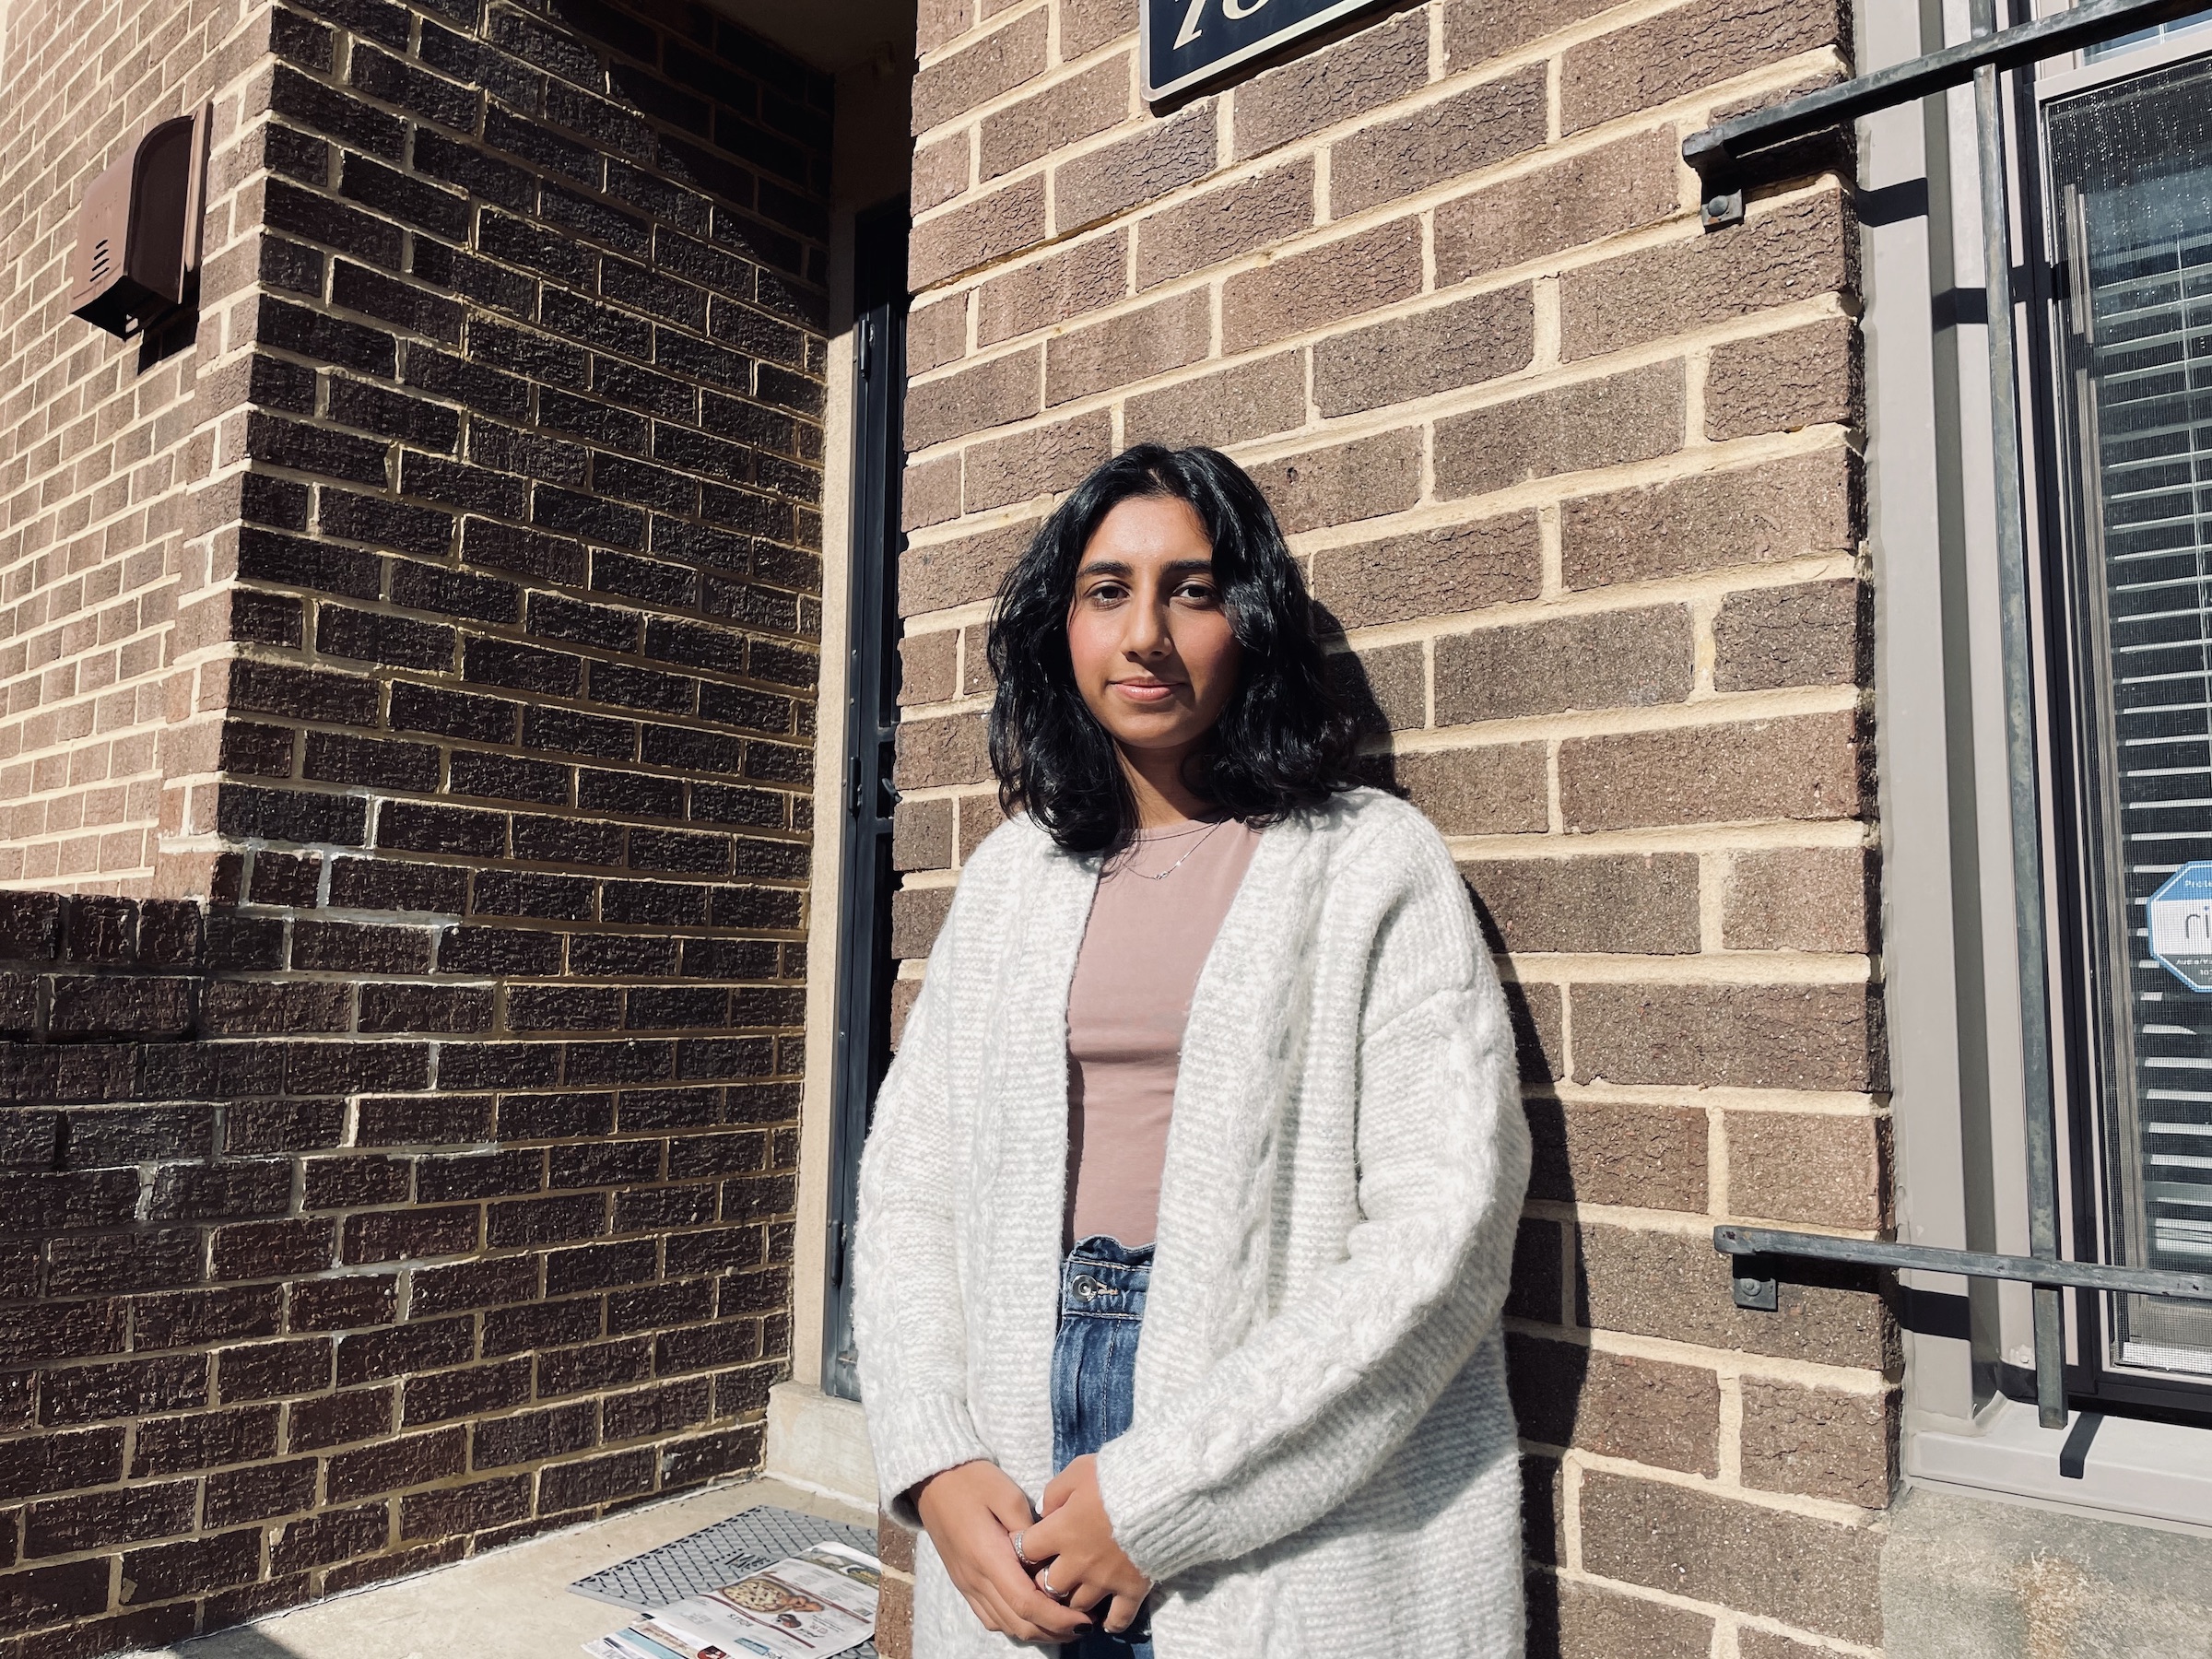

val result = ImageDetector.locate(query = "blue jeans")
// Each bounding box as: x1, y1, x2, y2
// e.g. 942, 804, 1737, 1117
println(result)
1052, 1236, 1153, 1659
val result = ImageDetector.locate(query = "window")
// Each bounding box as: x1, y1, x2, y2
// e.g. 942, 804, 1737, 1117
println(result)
2085, 11, 2212, 60
2042, 43, 2212, 1403
1857, 0, 2212, 1465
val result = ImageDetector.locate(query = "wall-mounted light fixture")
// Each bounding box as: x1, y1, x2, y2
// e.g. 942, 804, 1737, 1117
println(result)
69, 105, 209, 340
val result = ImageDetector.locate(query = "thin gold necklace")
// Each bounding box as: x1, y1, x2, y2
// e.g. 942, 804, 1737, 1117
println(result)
1125, 818, 1229, 880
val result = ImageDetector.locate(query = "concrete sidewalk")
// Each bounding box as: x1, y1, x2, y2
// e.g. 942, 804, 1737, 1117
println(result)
130, 1478, 875, 1659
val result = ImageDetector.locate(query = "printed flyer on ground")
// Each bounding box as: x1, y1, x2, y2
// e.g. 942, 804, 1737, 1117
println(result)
584, 1541, 880, 1659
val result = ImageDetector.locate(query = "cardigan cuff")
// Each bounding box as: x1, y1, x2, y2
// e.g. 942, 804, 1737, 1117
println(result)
869, 1391, 994, 1532
1093, 1427, 1216, 1584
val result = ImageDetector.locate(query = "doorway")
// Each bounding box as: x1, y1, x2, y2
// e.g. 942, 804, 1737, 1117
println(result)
821, 199, 910, 1404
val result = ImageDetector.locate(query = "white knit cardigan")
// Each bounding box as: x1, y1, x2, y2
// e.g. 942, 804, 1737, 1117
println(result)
853, 788, 1530, 1658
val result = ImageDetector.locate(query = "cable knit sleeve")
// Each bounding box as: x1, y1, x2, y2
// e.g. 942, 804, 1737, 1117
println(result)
1093, 815, 1531, 1582
851, 892, 994, 1532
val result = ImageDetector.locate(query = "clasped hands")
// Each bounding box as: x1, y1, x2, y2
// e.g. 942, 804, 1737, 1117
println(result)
913, 1456, 1152, 1643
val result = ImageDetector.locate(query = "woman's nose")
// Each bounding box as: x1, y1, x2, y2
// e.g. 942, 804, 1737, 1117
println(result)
1121, 599, 1171, 656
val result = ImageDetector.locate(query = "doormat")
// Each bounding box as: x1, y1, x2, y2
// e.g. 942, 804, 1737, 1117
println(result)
571, 1501, 880, 1656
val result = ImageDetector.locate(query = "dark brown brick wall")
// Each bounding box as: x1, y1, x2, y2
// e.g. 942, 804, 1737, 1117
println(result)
0, 0, 830, 1646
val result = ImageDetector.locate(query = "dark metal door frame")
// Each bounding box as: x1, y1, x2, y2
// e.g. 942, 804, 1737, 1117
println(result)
821, 199, 909, 1403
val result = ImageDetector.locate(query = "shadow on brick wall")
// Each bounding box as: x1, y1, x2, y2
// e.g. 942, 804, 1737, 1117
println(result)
1, 891, 218, 1044
1316, 622, 1582, 1650
1314, 609, 1401, 802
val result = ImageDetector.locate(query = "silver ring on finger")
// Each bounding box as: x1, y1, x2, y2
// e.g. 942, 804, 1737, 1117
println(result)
1038, 1563, 1068, 1601
1012, 1530, 1034, 1569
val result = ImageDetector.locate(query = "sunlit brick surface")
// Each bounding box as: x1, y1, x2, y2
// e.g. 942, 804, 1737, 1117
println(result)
886, 0, 1894, 1651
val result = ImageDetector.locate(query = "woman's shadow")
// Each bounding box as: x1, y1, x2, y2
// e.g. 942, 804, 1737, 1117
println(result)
1322, 633, 1589, 1658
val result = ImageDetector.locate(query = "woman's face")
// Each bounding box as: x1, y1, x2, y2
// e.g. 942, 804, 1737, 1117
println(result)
1065, 494, 1242, 762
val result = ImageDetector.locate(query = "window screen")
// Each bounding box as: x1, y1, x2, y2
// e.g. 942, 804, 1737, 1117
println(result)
2049, 51, 2212, 1375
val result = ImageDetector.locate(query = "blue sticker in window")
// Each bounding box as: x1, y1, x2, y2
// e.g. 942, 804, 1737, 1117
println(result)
2147, 863, 2212, 992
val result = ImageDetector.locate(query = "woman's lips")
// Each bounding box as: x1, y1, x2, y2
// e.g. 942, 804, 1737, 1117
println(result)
1112, 679, 1181, 704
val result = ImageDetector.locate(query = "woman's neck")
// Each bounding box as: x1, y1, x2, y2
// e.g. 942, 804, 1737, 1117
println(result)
1117, 741, 1214, 829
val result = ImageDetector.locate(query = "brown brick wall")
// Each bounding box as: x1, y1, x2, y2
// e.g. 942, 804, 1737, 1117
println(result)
891, 0, 1892, 1652
0, 0, 830, 1648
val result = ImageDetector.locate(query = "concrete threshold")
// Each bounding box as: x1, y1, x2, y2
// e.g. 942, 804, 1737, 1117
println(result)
127, 1478, 876, 1659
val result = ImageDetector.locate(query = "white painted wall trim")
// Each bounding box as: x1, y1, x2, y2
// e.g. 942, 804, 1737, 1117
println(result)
794, 210, 862, 1395
1908, 1395, 2212, 1539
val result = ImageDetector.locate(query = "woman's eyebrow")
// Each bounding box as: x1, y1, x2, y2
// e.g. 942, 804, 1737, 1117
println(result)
1075, 555, 1216, 579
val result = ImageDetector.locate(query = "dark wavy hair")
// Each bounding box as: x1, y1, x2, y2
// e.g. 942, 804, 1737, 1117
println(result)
986, 443, 1357, 856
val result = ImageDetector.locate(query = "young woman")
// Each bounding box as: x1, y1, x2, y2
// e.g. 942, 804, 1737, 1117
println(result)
853, 444, 1529, 1658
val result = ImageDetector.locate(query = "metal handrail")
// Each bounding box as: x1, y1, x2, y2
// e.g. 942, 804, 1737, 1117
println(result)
1680, 0, 2210, 225
1714, 1224, 2212, 1310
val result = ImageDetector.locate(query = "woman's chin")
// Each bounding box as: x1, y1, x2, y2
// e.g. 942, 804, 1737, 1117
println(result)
1104, 721, 1207, 752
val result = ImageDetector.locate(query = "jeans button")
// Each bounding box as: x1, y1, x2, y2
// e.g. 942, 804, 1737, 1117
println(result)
1073, 1276, 1104, 1300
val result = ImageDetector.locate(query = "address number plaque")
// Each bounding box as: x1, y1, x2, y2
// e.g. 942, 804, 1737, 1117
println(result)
1143, 0, 1394, 101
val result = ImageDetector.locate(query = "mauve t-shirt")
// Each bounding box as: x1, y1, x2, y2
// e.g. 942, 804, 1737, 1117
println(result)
1065, 815, 1263, 1247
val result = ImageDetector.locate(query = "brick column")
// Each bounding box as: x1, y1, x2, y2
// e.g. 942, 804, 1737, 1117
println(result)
0, 0, 834, 1648
888, 0, 1891, 1653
